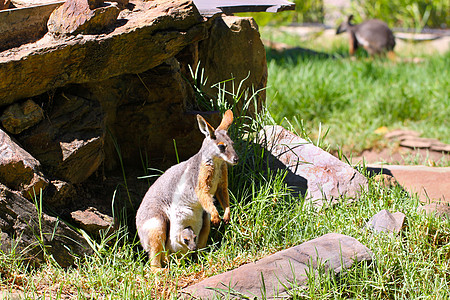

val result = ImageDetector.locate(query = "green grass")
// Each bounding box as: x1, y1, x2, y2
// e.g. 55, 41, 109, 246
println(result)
1, 30, 449, 299
1, 103, 449, 298
262, 29, 450, 156
242, 0, 449, 30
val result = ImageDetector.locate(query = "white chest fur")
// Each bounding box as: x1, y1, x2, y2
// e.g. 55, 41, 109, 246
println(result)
165, 165, 204, 253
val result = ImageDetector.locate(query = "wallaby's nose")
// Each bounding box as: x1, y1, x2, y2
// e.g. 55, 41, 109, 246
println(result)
233, 156, 239, 164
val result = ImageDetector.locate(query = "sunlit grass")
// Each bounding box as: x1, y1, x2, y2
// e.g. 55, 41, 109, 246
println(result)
1, 30, 449, 299
1, 100, 449, 298
262, 29, 449, 155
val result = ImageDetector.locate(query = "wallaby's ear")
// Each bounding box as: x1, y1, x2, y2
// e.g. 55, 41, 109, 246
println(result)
348, 15, 354, 24
197, 115, 216, 139
216, 109, 233, 131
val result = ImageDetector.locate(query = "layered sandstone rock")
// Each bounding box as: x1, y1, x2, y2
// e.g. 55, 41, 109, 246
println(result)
0, 0, 268, 265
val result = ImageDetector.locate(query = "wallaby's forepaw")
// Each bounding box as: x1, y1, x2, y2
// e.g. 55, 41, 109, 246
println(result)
211, 214, 221, 227
223, 216, 230, 225
223, 208, 231, 224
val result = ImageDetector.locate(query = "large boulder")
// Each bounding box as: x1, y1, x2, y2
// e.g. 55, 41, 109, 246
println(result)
0, 0, 267, 173
83, 57, 208, 170
198, 15, 267, 113
259, 125, 368, 205
0, 129, 48, 199
16, 93, 104, 184
0, 184, 93, 267
0, 0, 269, 248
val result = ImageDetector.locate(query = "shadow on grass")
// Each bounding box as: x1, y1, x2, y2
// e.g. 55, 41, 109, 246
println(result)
264, 39, 371, 64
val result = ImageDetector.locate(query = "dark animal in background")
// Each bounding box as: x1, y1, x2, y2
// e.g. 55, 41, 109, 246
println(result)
336, 15, 395, 56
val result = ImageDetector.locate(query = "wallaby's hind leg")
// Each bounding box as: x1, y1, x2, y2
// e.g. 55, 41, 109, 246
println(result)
197, 211, 211, 249
143, 217, 168, 268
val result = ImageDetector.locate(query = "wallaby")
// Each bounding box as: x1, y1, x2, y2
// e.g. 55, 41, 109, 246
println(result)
136, 110, 239, 267
165, 225, 197, 257
151, 226, 198, 267
336, 15, 395, 57
177, 226, 197, 252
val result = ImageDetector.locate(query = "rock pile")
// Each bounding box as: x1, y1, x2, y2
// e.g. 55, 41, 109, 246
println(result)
0, 0, 267, 266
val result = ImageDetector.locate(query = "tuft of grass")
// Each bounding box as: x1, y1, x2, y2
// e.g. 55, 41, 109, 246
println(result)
1, 76, 449, 298
349, 0, 449, 31
263, 39, 450, 155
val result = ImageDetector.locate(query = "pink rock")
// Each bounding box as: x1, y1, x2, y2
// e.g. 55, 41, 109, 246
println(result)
71, 207, 114, 237
181, 233, 372, 299
259, 125, 368, 206
367, 164, 450, 203
385, 129, 420, 140
367, 210, 405, 234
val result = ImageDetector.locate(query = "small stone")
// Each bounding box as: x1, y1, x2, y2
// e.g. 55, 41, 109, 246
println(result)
71, 207, 114, 237
367, 209, 405, 234
0, 99, 44, 134
419, 203, 450, 219
385, 130, 420, 140
400, 137, 440, 149
21, 172, 49, 200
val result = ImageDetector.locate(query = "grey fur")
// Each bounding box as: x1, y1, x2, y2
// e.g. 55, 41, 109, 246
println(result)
337, 15, 395, 55
136, 112, 238, 267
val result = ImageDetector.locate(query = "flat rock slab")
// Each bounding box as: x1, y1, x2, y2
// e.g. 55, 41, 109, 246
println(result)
367, 165, 450, 203
0, 0, 207, 106
0, 1, 64, 51
181, 233, 372, 299
367, 209, 405, 234
259, 126, 368, 206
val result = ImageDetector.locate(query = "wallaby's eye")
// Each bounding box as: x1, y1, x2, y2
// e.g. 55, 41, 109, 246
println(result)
218, 142, 226, 152
184, 239, 189, 244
